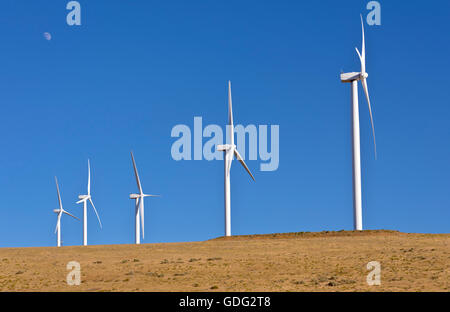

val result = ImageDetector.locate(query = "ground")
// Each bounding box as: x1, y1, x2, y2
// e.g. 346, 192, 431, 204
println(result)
0, 230, 448, 291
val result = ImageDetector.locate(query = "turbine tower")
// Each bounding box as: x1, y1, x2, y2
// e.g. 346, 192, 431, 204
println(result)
217, 81, 255, 237
77, 159, 102, 246
340, 16, 377, 231
129, 151, 159, 244
53, 177, 79, 247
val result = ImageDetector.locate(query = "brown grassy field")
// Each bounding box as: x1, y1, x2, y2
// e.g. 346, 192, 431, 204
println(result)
0, 230, 448, 292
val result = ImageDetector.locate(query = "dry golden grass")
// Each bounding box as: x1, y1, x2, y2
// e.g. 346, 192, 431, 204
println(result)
0, 230, 448, 292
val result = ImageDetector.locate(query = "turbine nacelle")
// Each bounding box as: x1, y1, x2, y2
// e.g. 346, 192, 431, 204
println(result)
340, 71, 368, 82
340, 72, 362, 82
130, 193, 157, 199
76, 194, 90, 204
53, 209, 61, 214
217, 144, 235, 152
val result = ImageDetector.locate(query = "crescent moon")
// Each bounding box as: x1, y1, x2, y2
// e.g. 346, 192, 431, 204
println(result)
43, 32, 52, 41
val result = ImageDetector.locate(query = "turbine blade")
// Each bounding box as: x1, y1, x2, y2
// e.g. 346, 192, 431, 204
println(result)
55, 177, 63, 210
135, 197, 140, 223
139, 197, 145, 239
359, 14, 366, 74
234, 149, 255, 181
55, 213, 61, 234
89, 198, 102, 229
360, 14, 365, 63
361, 78, 377, 159
226, 150, 233, 177
355, 47, 363, 63
76, 199, 85, 204
131, 151, 143, 194
134, 197, 139, 209
144, 194, 160, 197
87, 159, 91, 195
63, 210, 80, 221
228, 81, 234, 146
228, 81, 234, 128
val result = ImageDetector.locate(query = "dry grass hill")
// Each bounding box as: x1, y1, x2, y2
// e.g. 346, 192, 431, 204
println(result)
0, 230, 448, 291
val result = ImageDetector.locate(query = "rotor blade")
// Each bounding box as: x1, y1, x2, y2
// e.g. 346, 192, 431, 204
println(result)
63, 210, 80, 221
226, 149, 233, 177
89, 197, 102, 229
55, 177, 63, 210
131, 151, 143, 194
360, 14, 366, 73
361, 78, 377, 159
55, 213, 61, 234
76, 199, 85, 204
135, 197, 140, 224
234, 149, 255, 181
228, 81, 234, 128
228, 81, 234, 146
143, 194, 160, 197
139, 197, 144, 239
87, 159, 91, 195
355, 47, 363, 65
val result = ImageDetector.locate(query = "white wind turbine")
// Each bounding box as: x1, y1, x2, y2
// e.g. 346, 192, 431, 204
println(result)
129, 151, 159, 244
217, 81, 255, 237
340, 16, 377, 231
77, 159, 102, 246
53, 177, 79, 247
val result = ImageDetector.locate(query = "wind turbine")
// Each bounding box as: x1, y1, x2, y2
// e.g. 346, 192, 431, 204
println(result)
53, 177, 79, 247
217, 81, 255, 237
340, 16, 377, 231
129, 151, 159, 244
77, 159, 102, 246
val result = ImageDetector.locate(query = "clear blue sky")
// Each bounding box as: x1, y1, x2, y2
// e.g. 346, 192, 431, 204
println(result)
0, 1, 449, 247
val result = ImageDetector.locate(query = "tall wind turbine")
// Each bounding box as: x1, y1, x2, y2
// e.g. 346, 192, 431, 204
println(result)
340, 16, 377, 231
217, 81, 255, 237
77, 159, 102, 246
129, 151, 159, 244
53, 177, 79, 247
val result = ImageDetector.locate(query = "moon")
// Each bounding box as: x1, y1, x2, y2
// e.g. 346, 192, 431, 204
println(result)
43, 32, 52, 41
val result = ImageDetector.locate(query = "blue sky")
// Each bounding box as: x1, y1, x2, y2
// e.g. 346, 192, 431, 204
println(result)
0, 1, 449, 247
